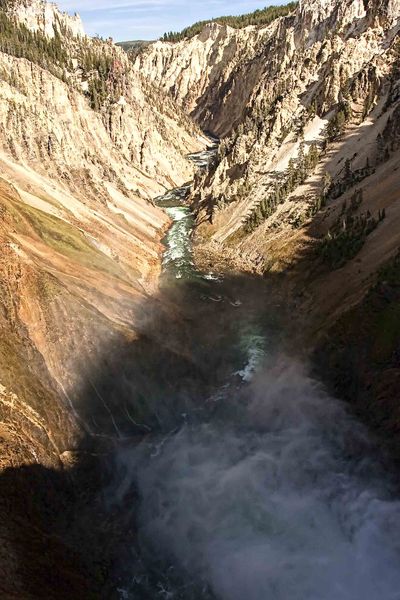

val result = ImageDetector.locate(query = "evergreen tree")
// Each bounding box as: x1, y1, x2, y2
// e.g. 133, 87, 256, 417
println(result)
161, 3, 297, 42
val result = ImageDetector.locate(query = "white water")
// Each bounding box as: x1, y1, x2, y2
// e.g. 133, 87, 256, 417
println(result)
116, 362, 400, 600
162, 205, 194, 279
113, 143, 400, 599
234, 325, 267, 382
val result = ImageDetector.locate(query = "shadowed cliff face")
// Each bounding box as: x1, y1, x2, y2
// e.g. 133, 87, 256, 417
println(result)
1, 142, 400, 597
0, 0, 206, 469
0, 5, 207, 593
2, 269, 400, 599
0, 134, 277, 597
0, 268, 281, 598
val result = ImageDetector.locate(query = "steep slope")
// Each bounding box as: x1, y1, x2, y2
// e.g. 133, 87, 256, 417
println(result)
136, 21, 274, 137
0, 2, 204, 470
135, 4, 297, 137
138, 0, 400, 317
1, 0, 399, 595
1, 0, 84, 37
0, 2, 209, 595
134, 0, 400, 467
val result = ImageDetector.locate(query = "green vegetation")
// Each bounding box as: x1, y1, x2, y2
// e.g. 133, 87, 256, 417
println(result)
319, 189, 385, 270
376, 104, 400, 163
326, 101, 352, 141
78, 39, 130, 111
243, 141, 320, 233
383, 37, 400, 111
79, 44, 115, 110
371, 252, 400, 361
9, 199, 127, 281
0, 65, 27, 94
327, 157, 375, 200
0, 12, 126, 111
116, 40, 151, 53
0, 11, 70, 79
161, 3, 297, 42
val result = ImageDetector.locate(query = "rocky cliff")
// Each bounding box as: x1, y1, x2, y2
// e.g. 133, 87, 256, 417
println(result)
137, 0, 400, 328
135, 21, 270, 137
1, 0, 397, 495
1, 0, 84, 37
1, 0, 400, 595
0, 1, 208, 594
134, 0, 400, 490
0, 0, 204, 474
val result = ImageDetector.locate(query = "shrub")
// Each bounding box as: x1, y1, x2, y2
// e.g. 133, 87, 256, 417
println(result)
319, 191, 384, 269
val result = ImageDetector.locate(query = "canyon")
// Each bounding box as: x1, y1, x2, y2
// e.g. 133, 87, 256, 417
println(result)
0, 0, 399, 598
136, 0, 400, 447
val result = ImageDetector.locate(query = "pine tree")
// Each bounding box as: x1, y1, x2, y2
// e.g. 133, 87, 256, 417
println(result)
161, 3, 297, 42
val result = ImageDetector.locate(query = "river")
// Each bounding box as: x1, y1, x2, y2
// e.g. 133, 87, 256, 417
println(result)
112, 143, 400, 600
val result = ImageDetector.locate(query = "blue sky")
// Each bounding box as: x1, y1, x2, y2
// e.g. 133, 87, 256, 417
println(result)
56, 1, 282, 42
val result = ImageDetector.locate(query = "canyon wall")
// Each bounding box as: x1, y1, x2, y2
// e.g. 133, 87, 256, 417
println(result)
0, 2, 208, 594
0, 0, 85, 38
2, 0, 84, 37
134, 0, 400, 476
0, 1, 204, 468
0, 0, 399, 594
137, 0, 400, 327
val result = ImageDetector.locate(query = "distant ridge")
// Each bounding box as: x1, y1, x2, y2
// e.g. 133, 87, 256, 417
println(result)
117, 39, 152, 52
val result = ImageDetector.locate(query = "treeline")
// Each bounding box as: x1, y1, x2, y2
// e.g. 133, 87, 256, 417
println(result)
326, 100, 352, 141
79, 45, 115, 110
161, 2, 297, 42
0, 11, 70, 77
117, 40, 150, 53
327, 157, 374, 200
0, 11, 126, 112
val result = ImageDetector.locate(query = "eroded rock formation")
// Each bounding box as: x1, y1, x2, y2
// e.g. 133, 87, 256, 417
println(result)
0, 0, 204, 474
2, 0, 84, 37
137, 0, 400, 325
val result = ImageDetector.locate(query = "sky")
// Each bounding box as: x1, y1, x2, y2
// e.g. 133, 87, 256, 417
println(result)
56, 1, 283, 42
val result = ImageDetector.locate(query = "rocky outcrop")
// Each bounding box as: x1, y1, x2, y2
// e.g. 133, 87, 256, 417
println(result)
2, 0, 84, 37
0, 51, 200, 190
1, 0, 400, 594
135, 21, 274, 137
0, 3, 208, 593
3, 0, 83, 37
137, 0, 400, 132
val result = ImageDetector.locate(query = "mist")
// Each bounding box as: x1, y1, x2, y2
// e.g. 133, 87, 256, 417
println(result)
111, 359, 400, 599
101, 145, 400, 599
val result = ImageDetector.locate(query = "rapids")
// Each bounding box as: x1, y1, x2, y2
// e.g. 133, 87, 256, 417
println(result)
110, 142, 400, 600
